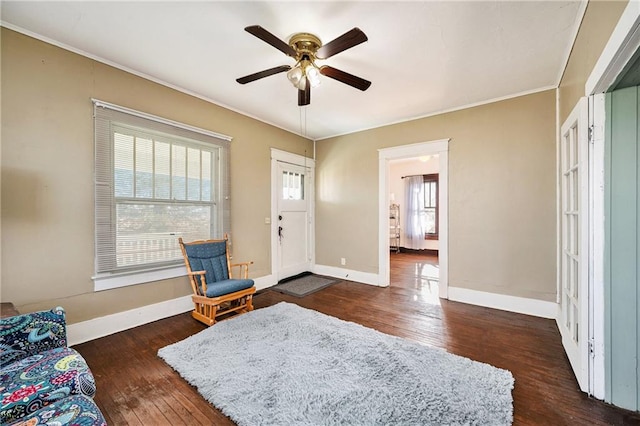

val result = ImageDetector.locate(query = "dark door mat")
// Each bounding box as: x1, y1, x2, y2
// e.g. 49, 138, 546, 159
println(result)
272, 274, 340, 297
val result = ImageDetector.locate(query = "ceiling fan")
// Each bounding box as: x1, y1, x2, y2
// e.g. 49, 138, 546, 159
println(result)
236, 25, 371, 106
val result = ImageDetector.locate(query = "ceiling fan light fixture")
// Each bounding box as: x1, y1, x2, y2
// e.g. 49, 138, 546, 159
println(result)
305, 64, 321, 88
286, 66, 304, 88
296, 76, 308, 90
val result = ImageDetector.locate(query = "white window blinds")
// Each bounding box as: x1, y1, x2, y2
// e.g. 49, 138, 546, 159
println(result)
94, 100, 231, 274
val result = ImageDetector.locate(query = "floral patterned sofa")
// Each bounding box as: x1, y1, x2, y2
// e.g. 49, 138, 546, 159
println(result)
0, 307, 106, 425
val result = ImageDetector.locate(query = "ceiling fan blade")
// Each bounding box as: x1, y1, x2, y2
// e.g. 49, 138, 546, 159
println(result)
245, 25, 297, 57
319, 66, 371, 91
298, 84, 311, 106
316, 28, 368, 59
236, 65, 291, 84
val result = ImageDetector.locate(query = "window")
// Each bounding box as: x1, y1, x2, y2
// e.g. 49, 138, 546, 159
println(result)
404, 173, 439, 248
282, 171, 304, 200
423, 174, 438, 239
94, 101, 231, 282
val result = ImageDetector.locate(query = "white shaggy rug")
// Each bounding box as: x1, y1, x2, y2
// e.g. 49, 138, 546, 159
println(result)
158, 302, 514, 425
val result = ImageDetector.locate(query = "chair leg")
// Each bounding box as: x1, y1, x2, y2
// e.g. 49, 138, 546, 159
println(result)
210, 305, 218, 323
246, 295, 254, 311
192, 310, 215, 326
191, 301, 220, 326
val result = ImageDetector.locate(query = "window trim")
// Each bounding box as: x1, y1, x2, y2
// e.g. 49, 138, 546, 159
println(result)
93, 99, 232, 291
92, 99, 232, 141
93, 265, 187, 291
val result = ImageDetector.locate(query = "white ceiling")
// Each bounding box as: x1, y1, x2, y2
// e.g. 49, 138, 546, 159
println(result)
1, 1, 585, 140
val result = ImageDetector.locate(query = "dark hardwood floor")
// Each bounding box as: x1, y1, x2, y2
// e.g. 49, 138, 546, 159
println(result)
74, 251, 640, 425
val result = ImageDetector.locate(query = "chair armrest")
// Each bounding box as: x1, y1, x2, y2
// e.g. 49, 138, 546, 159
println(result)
0, 307, 67, 367
230, 261, 253, 279
186, 270, 208, 294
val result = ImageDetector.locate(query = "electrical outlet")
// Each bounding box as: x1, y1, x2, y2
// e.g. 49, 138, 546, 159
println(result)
340, 258, 346, 266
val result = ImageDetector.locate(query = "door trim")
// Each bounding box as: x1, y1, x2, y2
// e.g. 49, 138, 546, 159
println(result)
270, 148, 315, 280
377, 139, 449, 297
586, 1, 640, 95
584, 0, 640, 400
588, 93, 606, 400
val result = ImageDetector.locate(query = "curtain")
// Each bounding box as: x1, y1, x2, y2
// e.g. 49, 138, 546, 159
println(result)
404, 176, 425, 249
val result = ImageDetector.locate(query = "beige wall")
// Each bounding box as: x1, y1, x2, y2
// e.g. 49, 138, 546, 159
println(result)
559, 0, 628, 122
316, 90, 557, 301
0, 29, 312, 323
2, 0, 629, 323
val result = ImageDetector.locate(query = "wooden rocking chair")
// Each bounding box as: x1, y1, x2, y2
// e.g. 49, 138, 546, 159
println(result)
178, 235, 256, 326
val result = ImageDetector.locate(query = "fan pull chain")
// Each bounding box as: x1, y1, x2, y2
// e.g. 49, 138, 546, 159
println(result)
299, 106, 308, 138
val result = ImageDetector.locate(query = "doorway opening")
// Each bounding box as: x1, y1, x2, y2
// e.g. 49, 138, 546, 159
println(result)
377, 139, 449, 298
388, 156, 441, 305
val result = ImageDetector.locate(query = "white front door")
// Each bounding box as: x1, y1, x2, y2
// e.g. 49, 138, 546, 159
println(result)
271, 150, 314, 282
559, 98, 589, 392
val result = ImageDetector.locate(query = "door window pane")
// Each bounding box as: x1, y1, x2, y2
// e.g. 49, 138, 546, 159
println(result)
283, 171, 304, 200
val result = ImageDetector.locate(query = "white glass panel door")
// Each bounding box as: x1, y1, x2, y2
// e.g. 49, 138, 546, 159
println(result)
277, 162, 312, 280
559, 98, 589, 391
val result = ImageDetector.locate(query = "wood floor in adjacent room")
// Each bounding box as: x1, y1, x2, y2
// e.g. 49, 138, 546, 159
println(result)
75, 251, 640, 425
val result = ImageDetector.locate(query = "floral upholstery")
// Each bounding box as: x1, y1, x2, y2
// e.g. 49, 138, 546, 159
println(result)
0, 307, 67, 368
0, 347, 97, 423
5, 394, 106, 426
0, 308, 104, 425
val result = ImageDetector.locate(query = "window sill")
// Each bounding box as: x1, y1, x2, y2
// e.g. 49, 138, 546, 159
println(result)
93, 264, 187, 291
424, 235, 439, 240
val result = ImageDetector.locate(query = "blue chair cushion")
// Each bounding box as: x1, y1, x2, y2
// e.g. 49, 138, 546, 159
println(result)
183, 241, 230, 286
205, 279, 255, 297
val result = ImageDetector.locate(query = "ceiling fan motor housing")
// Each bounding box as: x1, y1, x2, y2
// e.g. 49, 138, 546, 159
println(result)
288, 33, 322, 60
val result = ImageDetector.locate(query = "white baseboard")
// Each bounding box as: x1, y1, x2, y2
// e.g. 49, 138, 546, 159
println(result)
312, 264, 381, 287
69, 275, 555, 346
253, 274, 277, 291
67, 295, 193, 346
69, 273, 277, 346
448, 286, 558, 319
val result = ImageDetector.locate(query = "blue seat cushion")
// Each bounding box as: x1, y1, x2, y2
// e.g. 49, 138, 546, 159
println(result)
205, 279, 255, 298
